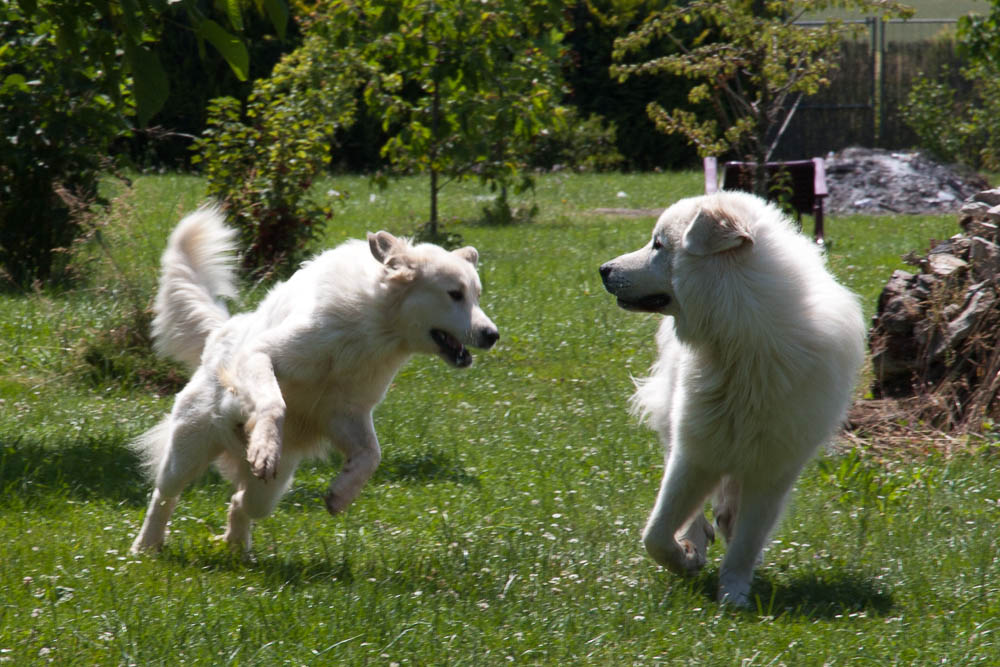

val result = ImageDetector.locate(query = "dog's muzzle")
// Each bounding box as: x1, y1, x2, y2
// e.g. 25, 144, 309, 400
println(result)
431, 325, 498, 368
599, 262, 671, 313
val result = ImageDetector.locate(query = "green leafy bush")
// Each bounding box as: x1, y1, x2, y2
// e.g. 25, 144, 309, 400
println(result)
193, 35, 363, 277
902, 6, 1000, 171
0, 5, 122, 286
528, 108, 623, 173
903, 66, 1000, 171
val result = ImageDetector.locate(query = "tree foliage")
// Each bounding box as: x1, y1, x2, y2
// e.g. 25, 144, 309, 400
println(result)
611, 0, 912, 190
0, 0, 288, 286
313, 0, 570, 236
564, 0, 698, 170
13, 0, 287, 126
1, 4, 123, 285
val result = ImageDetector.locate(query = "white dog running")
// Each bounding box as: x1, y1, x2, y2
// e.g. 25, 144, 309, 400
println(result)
130, 207, 498, 553
599, 191, 865, 606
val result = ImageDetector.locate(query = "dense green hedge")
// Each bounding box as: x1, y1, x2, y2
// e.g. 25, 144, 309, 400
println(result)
0, 5, 121, 286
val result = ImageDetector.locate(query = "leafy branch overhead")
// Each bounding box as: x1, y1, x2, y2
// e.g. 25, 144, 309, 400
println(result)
13, 0, 288, 126
611, 0, 913, 166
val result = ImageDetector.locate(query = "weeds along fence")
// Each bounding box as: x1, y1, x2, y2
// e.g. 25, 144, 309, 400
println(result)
773, 18, 968, 161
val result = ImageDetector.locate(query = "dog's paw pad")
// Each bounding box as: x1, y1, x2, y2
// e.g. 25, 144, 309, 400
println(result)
246, 447, 279, 480
678, 538, 707, 573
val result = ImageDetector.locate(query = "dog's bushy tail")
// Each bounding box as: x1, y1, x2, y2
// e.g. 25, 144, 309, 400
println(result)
152, 206, 238, 369
130, 418, 171, 480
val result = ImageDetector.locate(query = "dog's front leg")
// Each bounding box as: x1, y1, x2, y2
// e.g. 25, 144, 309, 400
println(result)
237, 351, 286, 480
717, 471, 797, 608
324, 412, 381, 515
642, 451, 718, 576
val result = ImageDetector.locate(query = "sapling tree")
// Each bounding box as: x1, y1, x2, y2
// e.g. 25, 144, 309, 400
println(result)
316, 0, 569, 237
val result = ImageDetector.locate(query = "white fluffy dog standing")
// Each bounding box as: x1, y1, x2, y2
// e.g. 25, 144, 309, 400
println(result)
130, 207, 498, 554
599, 191, 865, 607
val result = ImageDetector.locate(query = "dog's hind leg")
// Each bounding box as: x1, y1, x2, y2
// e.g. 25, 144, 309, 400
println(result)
131, 488, 179, 554
642, 451, 719, 576
323, 412, 381, 515
222, 449, 303, 552
712, 475, 741, 544
130, 413, 223, 553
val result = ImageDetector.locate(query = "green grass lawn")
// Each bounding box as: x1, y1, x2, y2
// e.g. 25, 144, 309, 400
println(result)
2, 172, 998, 664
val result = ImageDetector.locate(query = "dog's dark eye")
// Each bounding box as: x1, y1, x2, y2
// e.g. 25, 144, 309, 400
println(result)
448, 290, 464, 302
652, 238, 663, 250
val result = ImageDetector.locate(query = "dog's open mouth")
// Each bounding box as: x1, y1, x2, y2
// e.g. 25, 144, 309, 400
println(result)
431, 329, 472, 368
617, 293, 671, 313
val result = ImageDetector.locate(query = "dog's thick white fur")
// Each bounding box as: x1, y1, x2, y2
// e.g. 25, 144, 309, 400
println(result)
130, 207, 498, 553
599, 191, 865, 607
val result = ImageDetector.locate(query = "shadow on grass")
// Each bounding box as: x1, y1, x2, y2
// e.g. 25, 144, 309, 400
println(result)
753, 568, 894, 618
158, 538, 357, 587
371, 448, 480, 487
688, 567, 894, 619
1, 434, 477, 508
0, 433, 151, 505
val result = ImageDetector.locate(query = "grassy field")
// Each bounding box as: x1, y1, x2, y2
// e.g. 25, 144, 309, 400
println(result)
2, 171, 998, 665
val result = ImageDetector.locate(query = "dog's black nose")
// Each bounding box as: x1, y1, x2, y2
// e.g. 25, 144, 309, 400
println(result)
479, 328, 499, 349
599, 263, 613, 283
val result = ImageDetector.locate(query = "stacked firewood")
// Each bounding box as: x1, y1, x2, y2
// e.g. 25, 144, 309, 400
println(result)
868, 188, 1000, 432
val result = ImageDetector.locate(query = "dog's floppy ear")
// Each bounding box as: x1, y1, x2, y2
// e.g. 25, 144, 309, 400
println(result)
452, 246, 479, 267
368, 231, 417, 281
368, 231, 404, 264
681, 208, 753, 256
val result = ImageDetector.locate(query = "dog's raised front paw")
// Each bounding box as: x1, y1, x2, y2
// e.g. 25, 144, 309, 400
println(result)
246, 419, 281, 480
214, 531, 252, 556
643, 532, 707, 576
247, 448, 278, 480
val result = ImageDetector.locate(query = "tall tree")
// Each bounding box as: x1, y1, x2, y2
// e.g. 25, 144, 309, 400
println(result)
611, 0, 912, 192
316, 0, 569, 237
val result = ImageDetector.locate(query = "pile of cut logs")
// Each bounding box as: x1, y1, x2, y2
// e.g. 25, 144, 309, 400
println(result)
868, 188, 1000, 431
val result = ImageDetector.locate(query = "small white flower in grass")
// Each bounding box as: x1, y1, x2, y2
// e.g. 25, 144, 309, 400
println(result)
617, 191, 627, 198
633, 615, 645, 622
369, 193, 377, 203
